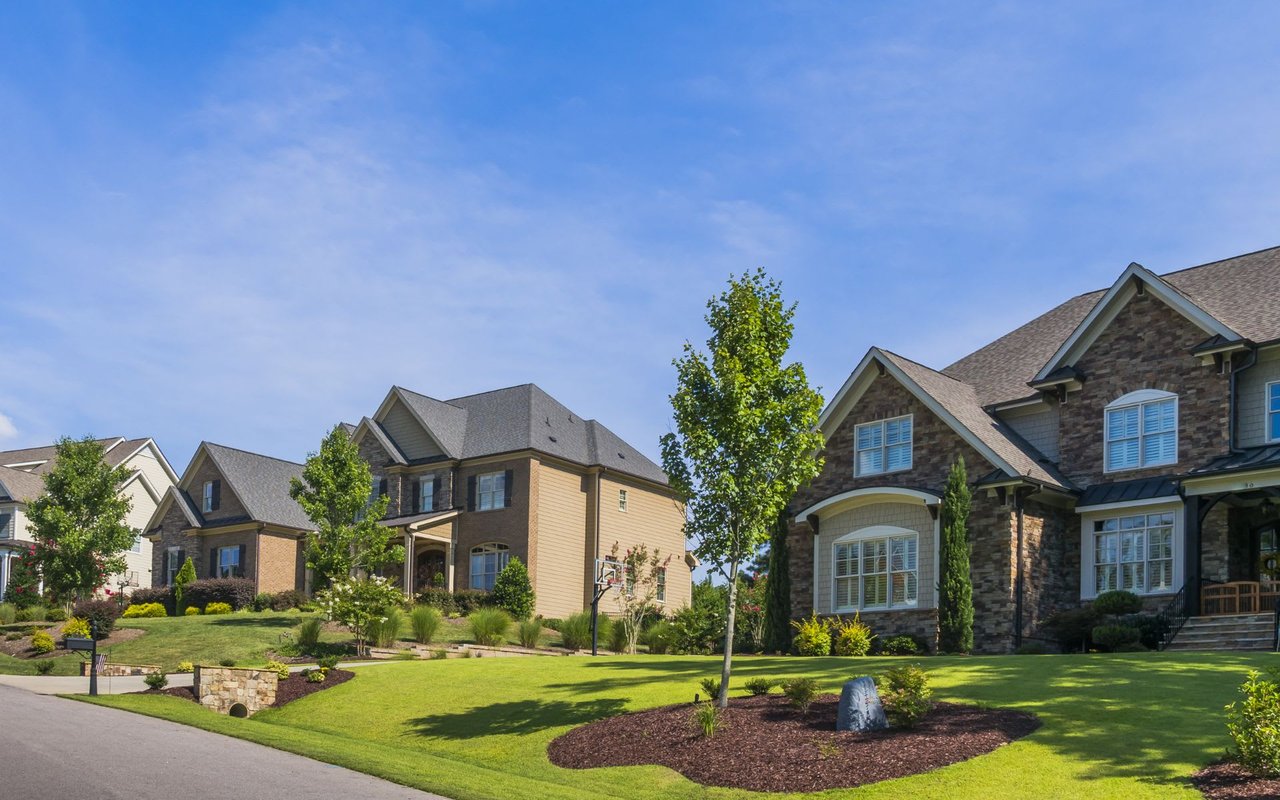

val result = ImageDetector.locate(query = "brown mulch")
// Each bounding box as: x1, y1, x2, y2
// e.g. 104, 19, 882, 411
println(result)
1194, 760, 1280, 799
137, 669, 354, 708
0, 625, 143, 658
548, 694, 1040, 793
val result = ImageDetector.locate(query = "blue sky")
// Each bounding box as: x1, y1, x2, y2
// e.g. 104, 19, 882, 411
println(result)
3, 2, 1280, 476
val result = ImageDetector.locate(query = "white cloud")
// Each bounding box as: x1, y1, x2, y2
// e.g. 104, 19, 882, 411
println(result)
0, 412, 16, 440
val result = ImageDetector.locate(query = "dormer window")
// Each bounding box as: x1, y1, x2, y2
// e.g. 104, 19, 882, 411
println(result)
1105, 390, 1177, 472
1268, 381, 1280, 442
854, 415, 913, 477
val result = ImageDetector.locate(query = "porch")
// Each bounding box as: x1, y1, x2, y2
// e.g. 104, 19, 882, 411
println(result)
379, 510, 459, 597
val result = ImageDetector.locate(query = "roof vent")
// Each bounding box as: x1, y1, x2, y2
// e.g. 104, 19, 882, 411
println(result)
617, 452, 626, 459
549, 436, 558, 443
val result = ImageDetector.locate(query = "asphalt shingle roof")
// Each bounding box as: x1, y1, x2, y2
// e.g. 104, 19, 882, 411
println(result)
0, 465, 46, 503
0, 437, 125, 473
200, 443, 313, 531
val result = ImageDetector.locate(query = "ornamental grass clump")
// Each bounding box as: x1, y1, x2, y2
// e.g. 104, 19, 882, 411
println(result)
691, 700, 723, 738
1227, 669, 1280, 776
518, 617, 543, 649
0, 602, 15, 625
558, 611, 593, 650
367, 606, 403, 648
469, 607, 511, 647
791, 613, 831, 656
296, 617, 324, 654
410, 606, 442, 645
831, 613, 874, 656
880, 664, 933, 728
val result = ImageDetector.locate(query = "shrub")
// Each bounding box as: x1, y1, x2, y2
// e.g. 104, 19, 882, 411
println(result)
1092, 624, 1141, 651
177, 661, 194, 673
0, 602, 14, 625
606, 616, 629, 653
669, 580, 728, 654
204, 602, 233, 616
367, 607, 404, 649
1093, 590, 1143, 617
410, 606, 443, 645
144, 672, 169, 690
34, 659, 56, 675
1124, 613, 1170, 650
122, 602, 168, 619
879, 635, 923, 656
430, 649, 448, 660
219, 658, 236, 667
414, 588, 493, 616
183, 578, 256, 611
880, 664, 933, 728
61, 618, 90, 639
1040, 606, 1100, 652
305, 668, 326, 683
699, 676, 722, 700
692, 701, 722, 738
1228, 670, 1280, 776
745, 677, 778, 696
491, 557, 536, 620
16, 605, 48, 623
46, 607, 67, 622
643, 620, 675, 654
469, 608, 511, 647
30, 631, 55, 654
1016, 641, 1049, 655
264, 660, 290, 680
317, 654, 340, 670
831, 614, 874, 656
270, 590, 307, 611
518, 617, 543, 649
296, 618, 324, 654
558, 611, 594, 650
791, 613, 831, 657
72, 599, 118, 639
185, 607, 201, 616
5, 631, 22, 640
253, 592, 274, 612
782, 677, 819, 713
128, 587, 172, 611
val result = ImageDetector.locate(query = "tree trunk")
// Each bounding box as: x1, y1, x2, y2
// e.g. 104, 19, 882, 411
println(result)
717, 559, 739, 708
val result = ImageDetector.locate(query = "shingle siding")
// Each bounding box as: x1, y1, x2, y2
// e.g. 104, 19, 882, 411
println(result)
1002, 405, 1061, 463
1236, 345, 1280, 449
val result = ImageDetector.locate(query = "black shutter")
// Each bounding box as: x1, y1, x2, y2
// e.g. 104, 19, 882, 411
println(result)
238, 544, 247, 579
211, 480, 221, 511
503, 469, 514, 508
379, 478, 388, 497
209, 548, 217, 578
432, 476, 442, 511
411, 480, 421, 513
163, 549, 171, 586
466, 475, 476, 511
175, 548, 185, 586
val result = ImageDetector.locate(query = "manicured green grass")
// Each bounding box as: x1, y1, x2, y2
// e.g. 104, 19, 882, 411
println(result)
0, 652, 83, 675
83, 651, 1278, 799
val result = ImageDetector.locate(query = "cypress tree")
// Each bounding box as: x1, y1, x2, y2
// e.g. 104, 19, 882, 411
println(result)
762, 513, 792, 653
937, 456, 974, 654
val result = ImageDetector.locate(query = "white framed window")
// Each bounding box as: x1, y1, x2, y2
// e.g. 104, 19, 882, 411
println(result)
216, 546, 242, 579
656, 566, 666, 602
477, 471, 506, 511
1267, 381, 1280, 443
832, 527, 918, 611
1104, 390, 1177, 472
166, 546, 181, 585
854, 415, 912, 476
419, 475, 435, 513
131, 535, 142, 554
469, 543, 510, 591
202, 481, 214, 513
1092, 512, 1175, 594
618, 489, 628, 512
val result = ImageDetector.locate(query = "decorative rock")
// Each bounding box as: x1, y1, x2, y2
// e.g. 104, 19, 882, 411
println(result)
193, 666, 278, 716
836, 676, 888, 733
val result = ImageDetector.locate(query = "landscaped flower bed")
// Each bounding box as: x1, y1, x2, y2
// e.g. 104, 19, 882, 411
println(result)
548, 694, 1039, 792
142, 669, 355, 708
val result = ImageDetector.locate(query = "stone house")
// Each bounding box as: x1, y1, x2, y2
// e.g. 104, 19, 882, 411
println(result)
788, 246, 1280, 653
0, 437, 177, 597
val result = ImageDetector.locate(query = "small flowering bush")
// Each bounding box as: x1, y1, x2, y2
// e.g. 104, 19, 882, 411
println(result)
2, 546, 42, 609
316, 576, 404, 657
61, 617, 91, 639
30, 630, 55, 654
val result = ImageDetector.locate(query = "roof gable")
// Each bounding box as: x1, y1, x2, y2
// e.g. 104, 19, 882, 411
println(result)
0, 465, 45, 503
174, 442, 312, 531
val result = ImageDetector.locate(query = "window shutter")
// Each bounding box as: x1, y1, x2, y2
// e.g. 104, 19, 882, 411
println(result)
211, 480, 221, 511
466, 475, 476, 512
379, 478, 388, 497
175, 548, 185, 585
411, 480, 421, 513
432, 476, 442, 511
209, 548, 217, 578
238, 544, 247, 579
503, 469, 514, 508
163, 550, 172, 586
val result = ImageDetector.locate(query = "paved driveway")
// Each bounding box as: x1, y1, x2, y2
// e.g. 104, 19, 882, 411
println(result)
0, 683, 446, 799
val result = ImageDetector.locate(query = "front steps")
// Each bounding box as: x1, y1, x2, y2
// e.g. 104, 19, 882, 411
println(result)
1163, 613, 1275, 651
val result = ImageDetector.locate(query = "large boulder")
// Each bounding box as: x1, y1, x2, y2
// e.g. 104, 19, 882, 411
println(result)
836, 676, 888, 733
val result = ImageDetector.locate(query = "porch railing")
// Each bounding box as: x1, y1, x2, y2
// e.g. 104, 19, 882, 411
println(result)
1157, 584, 1189, 651
1200, 581, 1280, 616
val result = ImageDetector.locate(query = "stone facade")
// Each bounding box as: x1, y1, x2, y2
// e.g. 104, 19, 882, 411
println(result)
194, 666, 277, 716
80, 662, 162, 677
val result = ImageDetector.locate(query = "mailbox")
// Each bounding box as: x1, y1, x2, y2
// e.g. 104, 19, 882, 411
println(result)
65, 637, 95, 652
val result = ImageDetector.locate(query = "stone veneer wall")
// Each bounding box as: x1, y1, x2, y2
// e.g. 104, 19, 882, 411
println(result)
194, 666, 278, 716
80, 662, 162, 677
1020, 499, 1078, 641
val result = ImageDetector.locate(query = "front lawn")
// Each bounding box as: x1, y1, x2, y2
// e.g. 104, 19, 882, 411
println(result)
84, 651, 1277, 799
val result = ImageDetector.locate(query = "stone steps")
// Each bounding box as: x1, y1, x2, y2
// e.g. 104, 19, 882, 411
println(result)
1163, 613, 1275, 651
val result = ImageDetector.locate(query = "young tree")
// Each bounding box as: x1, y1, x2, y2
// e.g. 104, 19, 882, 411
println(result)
316, 575, 403, 657
610, 542, 671, 655
660, 269, 825, 707
3, 544, 42, 608
26, 436, 136, 602
938, 456, 974, 654
173, 556, 196, 613
492, 557, 535, 619
290, 425, 403, 588
762, 513, 792, 653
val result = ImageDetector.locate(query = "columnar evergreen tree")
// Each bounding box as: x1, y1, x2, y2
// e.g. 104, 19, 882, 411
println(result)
491, 557, 535, 619
762, 513, 792, 653
26, 436, 136, 602
937, 456, 974, 654
173, 556, 196, 613
661, 269, 825, 708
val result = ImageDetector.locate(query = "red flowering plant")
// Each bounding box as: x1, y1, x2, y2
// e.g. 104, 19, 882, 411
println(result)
735, 572, 768, 652
3, 546, 43, 609
609, 541, 673, 654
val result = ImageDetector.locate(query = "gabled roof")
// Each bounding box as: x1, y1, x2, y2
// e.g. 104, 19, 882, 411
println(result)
393, 387, 468, 459
0, 437, 124, 472
820, 348, 1071, 490
187, 442, 312, 531
0, 465, 45, 503
0, 437, 177, 498
352, 417, 408, 465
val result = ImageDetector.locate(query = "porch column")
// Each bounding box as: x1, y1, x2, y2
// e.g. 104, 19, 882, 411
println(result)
1184, 495, 1201, 617
403, 532, 414, 598
447, 519, 457, 592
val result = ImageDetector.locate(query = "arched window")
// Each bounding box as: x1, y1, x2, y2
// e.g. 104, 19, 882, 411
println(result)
1104, 389, 1177, 472
469, 543, 510, 592
831, 525, 918, 612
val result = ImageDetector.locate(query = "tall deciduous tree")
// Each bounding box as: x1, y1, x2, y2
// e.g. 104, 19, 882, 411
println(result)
290, 425, 403, 588
938, 456, 974, 654
763, 513, 792, 653
26, 436, 136, 602
660, 269, 824, 707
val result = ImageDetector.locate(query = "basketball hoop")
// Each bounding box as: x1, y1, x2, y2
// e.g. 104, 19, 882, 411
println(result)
595, 558, 621, 590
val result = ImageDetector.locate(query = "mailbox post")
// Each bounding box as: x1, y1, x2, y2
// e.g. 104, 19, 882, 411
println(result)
65, 623, 98, 696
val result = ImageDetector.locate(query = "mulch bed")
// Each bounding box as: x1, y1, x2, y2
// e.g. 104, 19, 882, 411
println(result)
0, 625, 143, 658
138, 669, 355, 709
548, 694, 1040, 792
1194, 760, 1280, 799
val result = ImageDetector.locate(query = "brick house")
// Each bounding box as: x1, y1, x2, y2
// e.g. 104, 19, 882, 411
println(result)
788, 246, 1280, 653
146, 384, 692, 618
0, 437, 177, 597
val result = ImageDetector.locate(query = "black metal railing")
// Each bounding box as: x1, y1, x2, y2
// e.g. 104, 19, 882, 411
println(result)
1273, 597, 1280, 652
1158, 584, 1189, 651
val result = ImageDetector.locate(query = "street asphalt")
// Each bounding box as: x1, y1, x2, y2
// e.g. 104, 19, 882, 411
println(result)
0, 683, 447, 799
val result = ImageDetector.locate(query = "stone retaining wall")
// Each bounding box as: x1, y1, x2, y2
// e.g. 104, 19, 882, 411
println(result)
194, 665, 277, 716
79, 662, 163, 677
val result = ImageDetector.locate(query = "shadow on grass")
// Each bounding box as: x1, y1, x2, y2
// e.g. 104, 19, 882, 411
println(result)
205, 616, 300, 629
406, 697, 629, 739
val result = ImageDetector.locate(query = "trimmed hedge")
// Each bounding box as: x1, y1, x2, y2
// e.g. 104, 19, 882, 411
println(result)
414, 588, 494, 616
122, 602, 168, 618
183, 578, 256, 611
128, 587, 173, 613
